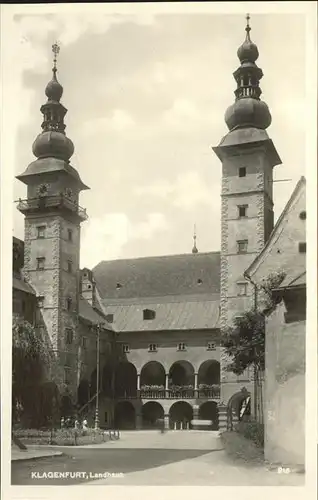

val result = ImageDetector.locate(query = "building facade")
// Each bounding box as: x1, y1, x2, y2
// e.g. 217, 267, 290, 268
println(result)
12, 19, 306, 436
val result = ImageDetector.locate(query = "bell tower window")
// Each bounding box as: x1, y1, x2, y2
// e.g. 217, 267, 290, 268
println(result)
237, 240, 248, 254
37, 257, 45, 270
238, 205, 248, 218
37, 226, 46, 239
239, 167, 246, 177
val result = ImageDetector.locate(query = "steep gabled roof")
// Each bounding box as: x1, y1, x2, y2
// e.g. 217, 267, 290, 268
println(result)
101, 293, 220, 332
245, 176, 306, 279
93, 252, 220, 300
79, 298, 114, 331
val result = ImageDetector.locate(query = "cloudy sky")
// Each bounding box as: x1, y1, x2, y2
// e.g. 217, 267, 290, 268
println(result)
3, 3, 311, 269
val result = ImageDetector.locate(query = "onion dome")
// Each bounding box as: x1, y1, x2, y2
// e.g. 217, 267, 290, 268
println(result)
32, 42, 74, 162
224, 14, 272, 132
32, 131, 74, 161
45, 72, 63, 102
237, 18, 259, 63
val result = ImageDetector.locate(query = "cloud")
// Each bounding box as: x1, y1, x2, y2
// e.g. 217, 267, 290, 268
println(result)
80, 211, 168, 268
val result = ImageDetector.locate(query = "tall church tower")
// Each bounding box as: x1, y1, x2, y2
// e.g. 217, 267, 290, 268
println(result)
16, 44, 89, 398
213, 16, 281, 402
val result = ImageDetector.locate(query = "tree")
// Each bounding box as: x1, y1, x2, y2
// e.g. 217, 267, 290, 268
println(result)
222, 271, 286, 421
12, 315, 52, 427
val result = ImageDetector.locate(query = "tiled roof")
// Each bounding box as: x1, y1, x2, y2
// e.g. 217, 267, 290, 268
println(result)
79, 298, 114, 330
93, 252, 220, 300
13, 276, 36, 295
101, 294, 220, 332
279, 271, 306, 289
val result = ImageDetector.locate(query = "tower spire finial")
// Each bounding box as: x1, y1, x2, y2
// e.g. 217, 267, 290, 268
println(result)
52, 41, 60, 79
245, 13, 251, 35
192, 223, 198, 254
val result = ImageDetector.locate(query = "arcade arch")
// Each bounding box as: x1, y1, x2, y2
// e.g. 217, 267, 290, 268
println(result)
169, 401, 193, 430
142, 401, 164, 429
114, 401, 136, 429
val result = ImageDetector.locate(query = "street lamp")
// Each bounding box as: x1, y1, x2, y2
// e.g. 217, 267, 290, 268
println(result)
94, 323, 101, 430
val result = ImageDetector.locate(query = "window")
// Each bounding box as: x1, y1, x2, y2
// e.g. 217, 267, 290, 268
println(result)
298, 242, 306, 253
37, 295, 44, 308
123, 344, 130, 353
177, 343, 187, 351
67, 229, 73, 242
37, 226, 46, 239
105, 314, 114, 324
197, 278, 203, 285
87, 284, 92, 289
81, 337, 88, 349
238, 205, 248, 218
239, 167, 246, 177
237, 282, 248, 296
143, 309, 156, 320
299, 211, 306, 220
64, 367, 71, 385
148, 343, 158, 352
237, 240, 248, 254
65, 328, 73, 345
67, 260, 73, 273
116, 283, 122, 290
207, 342, 216, 351
66, 297, 72, 311
37, 257, 45, 270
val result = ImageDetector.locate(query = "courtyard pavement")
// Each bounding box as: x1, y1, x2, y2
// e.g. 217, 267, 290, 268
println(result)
11, 430, 304, 486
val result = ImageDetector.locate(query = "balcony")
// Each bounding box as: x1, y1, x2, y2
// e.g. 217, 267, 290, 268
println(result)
16, 195, 88, 221
115, 384, 220, 400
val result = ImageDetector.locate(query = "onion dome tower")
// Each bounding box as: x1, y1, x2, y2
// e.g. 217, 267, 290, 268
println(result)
16, 43, 90, 398
224, 14, 272, 132
212, 16, 282, 406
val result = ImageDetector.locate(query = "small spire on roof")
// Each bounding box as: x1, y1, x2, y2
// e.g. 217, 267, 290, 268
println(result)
192, 224, 198, 254
52, 41, 60, 79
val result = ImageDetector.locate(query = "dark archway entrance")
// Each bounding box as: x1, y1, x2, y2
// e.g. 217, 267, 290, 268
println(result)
142, 402, 164, 429
102, 365, 113, 397
140, 361, 165, 388
199, 401, 219, 430
114, 401, 136, 429
115, 362, 137, 398
77, 379, 90, 408
169, 401, 193, 430
60, 395, 73, 418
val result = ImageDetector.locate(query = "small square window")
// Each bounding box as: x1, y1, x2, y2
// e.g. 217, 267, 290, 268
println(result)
123, 344, 130, 353
238, 205, 248, 218
67, 260, 73, 273
37, 257, 45, 270
237, 240, 248, 254
37, 226, 46, 239
148, 343, 158, 352
67, 229, 73, 242
143, 309, 156, 320
105, 314, 114, 324
239, 167, 246, 177
177, 343, 187, 351
81, 337, 88, 349
66, 297, 72, 311
298, 242, 306, 253
207, 342, 216, 351
65, 328, 73, 345
237, 282, 248, 296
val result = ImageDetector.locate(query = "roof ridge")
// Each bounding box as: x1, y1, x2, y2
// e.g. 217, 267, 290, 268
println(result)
94, 251, 220, 266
